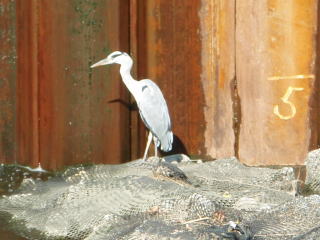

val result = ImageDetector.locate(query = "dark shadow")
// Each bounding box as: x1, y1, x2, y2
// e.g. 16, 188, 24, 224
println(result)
107, 99, 138, 111
161, 134, 189, 157
230, 76, 242, 159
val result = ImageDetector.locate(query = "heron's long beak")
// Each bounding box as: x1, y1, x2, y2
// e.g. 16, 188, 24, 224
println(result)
90, 58, 111, 68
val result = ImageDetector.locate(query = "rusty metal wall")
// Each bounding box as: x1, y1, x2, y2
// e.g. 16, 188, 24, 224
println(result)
0, 0, 319, 168
15, 0, 131, 169
311, 1, 320, 151
136, 0, 236, 159
37, 0, 130, 169
0, 0, 16, 164
136, 1, 206, 158
136, 0, 319, 165
199, 0, 236, 159
16, 0, 39, 167
236, 0, 319, 165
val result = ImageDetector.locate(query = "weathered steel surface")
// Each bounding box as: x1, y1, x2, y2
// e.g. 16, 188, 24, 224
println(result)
0, 0, 16, 164
37, 0, 130, 169
2, 0, 319, 167
139, 0, 206, 157
136, 0, 235, 159
236, 0, 318, 165
15, 0, 130, 169
129, 0, 147, 159
199, 0, 235, 159
16, 0, 39, 166
310, 3, 320, 151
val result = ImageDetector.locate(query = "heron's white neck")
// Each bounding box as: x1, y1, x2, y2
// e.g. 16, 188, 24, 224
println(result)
119, 61, 139, 99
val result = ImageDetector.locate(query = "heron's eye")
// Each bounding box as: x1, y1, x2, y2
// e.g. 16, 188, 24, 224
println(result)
142, 85, 148, 91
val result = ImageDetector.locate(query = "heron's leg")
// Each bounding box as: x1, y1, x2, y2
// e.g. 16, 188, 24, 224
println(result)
153, 137, 158, 158
143, 131, 153, 161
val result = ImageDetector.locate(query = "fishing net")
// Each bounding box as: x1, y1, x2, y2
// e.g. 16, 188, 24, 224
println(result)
0, 149, 320, 240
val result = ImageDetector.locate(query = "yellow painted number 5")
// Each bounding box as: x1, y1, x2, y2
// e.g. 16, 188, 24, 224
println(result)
273, 86, 304, 120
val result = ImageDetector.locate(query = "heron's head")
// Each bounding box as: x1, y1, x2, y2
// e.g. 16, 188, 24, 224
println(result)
90, 51, 132, 68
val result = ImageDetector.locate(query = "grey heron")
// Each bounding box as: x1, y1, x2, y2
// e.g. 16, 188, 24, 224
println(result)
91, 51, 173, 160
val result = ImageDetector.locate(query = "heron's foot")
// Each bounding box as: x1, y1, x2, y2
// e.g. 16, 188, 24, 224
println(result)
145, 156, 161, 164
290, 179, 303, 196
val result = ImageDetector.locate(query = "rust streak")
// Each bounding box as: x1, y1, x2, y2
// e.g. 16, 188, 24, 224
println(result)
16, 0, 39, 167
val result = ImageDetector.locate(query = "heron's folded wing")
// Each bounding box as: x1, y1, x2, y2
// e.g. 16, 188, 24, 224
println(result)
137, 80, 172, 141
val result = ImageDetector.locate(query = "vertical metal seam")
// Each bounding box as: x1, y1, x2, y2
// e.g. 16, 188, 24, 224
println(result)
36, 0, 40, 166
30, 0, 40, 167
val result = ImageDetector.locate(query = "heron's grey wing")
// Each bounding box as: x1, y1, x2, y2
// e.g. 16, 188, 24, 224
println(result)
137, 80, 173, 151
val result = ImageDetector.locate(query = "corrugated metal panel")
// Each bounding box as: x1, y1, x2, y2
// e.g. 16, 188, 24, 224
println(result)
236, 0, 318, 165
309, 0, 320, 151
129, 0, 147, 159
0, 0, 16, 164
199, 0, 236, 159
136, 0, 236, 159
0, 0, 319, 167
137, 0, 206, 157
16, 0, 39, 167
16, 0, 130, 169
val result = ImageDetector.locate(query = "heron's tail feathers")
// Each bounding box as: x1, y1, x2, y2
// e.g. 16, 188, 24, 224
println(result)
160, 131, 173, 152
